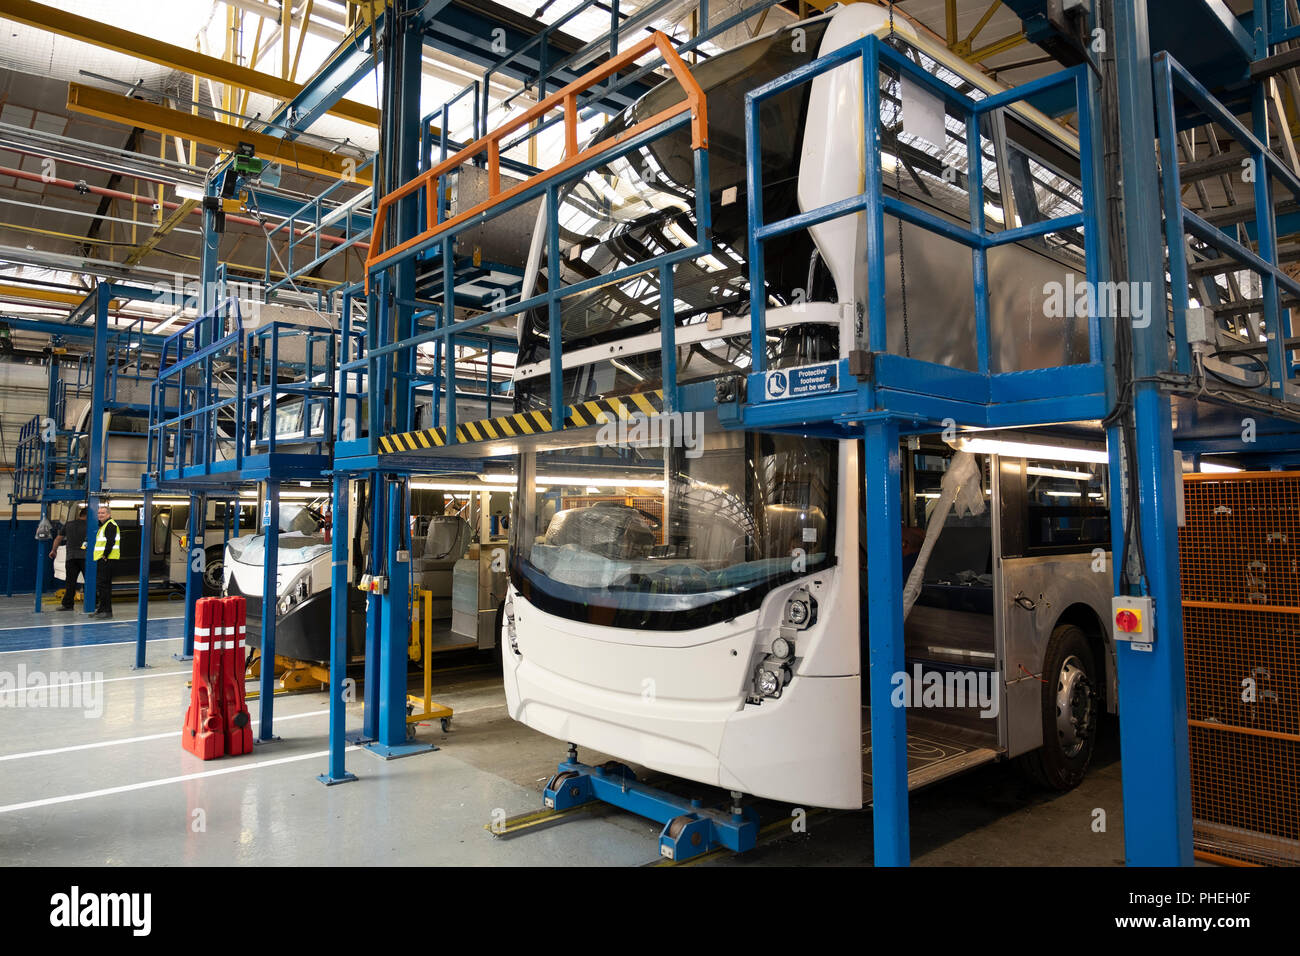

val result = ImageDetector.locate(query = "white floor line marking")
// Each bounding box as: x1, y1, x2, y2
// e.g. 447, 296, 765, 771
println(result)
0, 637, 183, 655
0, 707, 349, 762
0, 745, 362, 815
0, 670, 190, 695
0, 615, 185, 632
0, 729, 178, 760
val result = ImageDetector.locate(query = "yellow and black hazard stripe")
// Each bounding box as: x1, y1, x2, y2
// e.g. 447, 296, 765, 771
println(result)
377, 389, 666, 455
563, 388, 664, 428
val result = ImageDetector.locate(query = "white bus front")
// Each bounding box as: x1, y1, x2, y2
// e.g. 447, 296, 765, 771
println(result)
504, 430, 863, 807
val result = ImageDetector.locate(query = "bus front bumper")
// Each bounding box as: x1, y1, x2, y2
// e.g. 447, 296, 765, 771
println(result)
502, 593, 863, 809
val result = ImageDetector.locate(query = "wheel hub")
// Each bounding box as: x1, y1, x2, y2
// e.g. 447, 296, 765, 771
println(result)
1055, 654, 1093, 759
204, 557, 223, 590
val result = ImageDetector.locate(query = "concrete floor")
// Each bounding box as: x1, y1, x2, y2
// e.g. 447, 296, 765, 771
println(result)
0, 596, 1125, 866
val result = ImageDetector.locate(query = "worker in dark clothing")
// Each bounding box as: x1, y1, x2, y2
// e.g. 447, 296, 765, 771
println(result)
91, 502, 120, 619
51, 505, 89, 611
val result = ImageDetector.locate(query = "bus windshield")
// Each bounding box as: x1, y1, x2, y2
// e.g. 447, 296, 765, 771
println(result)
511, 430, 837, 630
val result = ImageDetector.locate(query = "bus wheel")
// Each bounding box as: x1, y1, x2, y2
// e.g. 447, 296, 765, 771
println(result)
1019, 624, 1097, 791
202, 546, 224, 596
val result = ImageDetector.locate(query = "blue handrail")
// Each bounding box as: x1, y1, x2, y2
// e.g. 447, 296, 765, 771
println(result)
745, 33, 1098, 387
246, 321, 336, 456
1154, 50, 1300, 402
148, 298, 244, 480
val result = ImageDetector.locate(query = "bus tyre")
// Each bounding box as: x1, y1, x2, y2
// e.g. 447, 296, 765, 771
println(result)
202, 546, 225, 596
1019, 624, 1097, 791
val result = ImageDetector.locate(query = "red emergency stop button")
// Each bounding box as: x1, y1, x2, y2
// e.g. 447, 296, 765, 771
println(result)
1115, 608, 1140, 633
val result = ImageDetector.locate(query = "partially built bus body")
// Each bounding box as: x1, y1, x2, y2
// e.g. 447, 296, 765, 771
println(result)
221, 487, 508, 665
500, 5, 1115, 809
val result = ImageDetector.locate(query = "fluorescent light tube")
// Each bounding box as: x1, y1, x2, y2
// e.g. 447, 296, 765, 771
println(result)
954, 437, 1108, 464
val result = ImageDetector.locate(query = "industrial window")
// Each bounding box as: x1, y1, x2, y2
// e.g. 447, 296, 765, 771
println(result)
1024, 458, 1110, 553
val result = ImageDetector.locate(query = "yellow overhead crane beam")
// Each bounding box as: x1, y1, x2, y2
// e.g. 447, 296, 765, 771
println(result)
121, 198, 200, 268
0, 284, 87, 307
347, 0, 386, 30
0, 0, 380, 129
66, 83, 373, 186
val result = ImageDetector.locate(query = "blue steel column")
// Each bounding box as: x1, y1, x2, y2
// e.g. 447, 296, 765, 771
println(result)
659, 263, 678, 413
864, 419, 908, 866
443, 248, 458, 443
200, 179, 220, 315
1111, 0, 1193, 865
83, 285, 110, 612
380, 478, 408, 747
381, 0, 422, 443
357, 0, 432, 759
320, 474, 358, 784
368, 474, 434, 758
358, 472, 384, 743
33, 500, 48, 613
176, 493, 204, 661
858, 35, 907, 864
133, 491, 152, 669
258, 481, 281, 742
34, 350, 61, 613
6, 502, 16, 597
546, 185, 565, 424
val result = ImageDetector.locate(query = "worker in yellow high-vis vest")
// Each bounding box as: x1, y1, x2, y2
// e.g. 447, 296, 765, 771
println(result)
90, 502, 120, 619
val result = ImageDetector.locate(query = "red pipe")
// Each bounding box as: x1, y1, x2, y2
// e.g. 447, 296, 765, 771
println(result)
0, 165, 367, 249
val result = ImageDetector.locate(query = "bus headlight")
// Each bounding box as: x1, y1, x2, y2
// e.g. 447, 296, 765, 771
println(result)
277, 569, 312, 616
754, 660, 788, 699
785, 590, 816, 629
787, 601, 809, 625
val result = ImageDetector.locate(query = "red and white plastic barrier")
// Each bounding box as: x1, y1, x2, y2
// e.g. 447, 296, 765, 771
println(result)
221, 596, 253, 755
182, 596, 252, 759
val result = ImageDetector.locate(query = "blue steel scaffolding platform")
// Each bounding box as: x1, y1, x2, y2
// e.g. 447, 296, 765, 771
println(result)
105, 0, 1300, 865
5, 282, 179, 612
360, 0, 1300, 866
727, 2, 1300, 867
139, 295, 341, 753
363, 17, 1109, 863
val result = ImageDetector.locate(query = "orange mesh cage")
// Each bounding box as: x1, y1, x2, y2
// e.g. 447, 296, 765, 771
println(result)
364, 30, 708, 291
1181, 471, 1300, 866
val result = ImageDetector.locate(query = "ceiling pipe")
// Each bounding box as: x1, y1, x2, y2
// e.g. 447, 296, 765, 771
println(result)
0, 140, 186, 191
0, 165, 367, 249
0, 120, 207, 185
0, 128, 358, 213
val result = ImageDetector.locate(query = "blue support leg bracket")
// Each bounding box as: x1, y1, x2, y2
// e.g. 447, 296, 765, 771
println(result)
542, 759, 759, 861
363, 738, 438, 760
